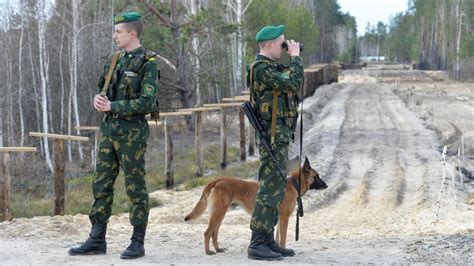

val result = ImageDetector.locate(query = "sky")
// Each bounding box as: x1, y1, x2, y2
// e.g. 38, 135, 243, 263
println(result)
338, 0, 409, 35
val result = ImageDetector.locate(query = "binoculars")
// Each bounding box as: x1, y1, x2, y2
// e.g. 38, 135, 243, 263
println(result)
281, 42, 303, 52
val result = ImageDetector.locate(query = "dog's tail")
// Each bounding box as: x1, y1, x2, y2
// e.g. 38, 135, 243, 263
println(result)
184, 179, 219, 222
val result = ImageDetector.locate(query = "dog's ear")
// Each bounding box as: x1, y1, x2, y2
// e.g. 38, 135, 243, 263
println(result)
303, 157, 311, 173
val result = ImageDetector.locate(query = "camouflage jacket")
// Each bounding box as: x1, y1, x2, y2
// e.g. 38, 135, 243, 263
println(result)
246, 54, 304, 143
98, 46, 159, 143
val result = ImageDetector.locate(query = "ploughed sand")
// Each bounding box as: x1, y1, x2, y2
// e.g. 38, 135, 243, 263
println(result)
1, 67, 473, 264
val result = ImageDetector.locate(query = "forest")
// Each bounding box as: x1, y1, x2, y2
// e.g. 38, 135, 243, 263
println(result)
1, 0, 473, 168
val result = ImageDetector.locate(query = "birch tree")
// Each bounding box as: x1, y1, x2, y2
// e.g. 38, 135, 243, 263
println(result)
454, 0, 464, 80
186, 0, 202, 106
226, 0, 252, 95
18, 2, 25, 147
37, 0, 54, 171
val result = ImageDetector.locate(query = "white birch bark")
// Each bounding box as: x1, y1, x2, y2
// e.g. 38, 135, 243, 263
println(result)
37, 0, 53, 171
26, 13, 44, 153
5, 0, 14, 146
59, 4, 66, 134
71, 0, 84, 160
18, 6, 25, 147
227, 0, 252, 95
187, 0, 202, 106
7, 43, 14, 146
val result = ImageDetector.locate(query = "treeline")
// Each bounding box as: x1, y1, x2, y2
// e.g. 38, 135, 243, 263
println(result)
0, 0, 355, 169
359, 0, 474, 80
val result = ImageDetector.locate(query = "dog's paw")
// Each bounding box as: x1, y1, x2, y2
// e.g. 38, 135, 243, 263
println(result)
206, 250, 216, 255
216, 248, 227, 253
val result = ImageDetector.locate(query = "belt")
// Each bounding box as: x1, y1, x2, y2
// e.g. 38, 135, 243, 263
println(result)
106, 112, 145, 121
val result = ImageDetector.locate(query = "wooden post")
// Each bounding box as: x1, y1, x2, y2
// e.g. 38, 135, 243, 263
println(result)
239, 108, 246, 161
75, 126, 100, 170
164, 118, 174, 189
220, 107, 227, 169
0, 153, 11, 221
195, 111, 203, 177
53, 139, 66, 215
248, 124, 255, 156
0, 147, 36, 222
29, 132, 88, 215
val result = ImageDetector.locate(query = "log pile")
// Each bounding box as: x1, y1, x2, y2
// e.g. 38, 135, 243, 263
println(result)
302, 64, 338, 98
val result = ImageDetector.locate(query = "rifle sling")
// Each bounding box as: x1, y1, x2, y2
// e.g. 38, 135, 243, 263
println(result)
271, 90, 280, 145
100, 51, 121, 97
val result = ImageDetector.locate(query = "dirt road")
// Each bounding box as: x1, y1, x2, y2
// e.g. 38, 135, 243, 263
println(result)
1, 69, 473, 264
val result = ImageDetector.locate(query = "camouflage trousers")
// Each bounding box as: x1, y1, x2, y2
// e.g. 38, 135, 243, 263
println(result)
250, 142, 288, 234
89, 134, 149, 227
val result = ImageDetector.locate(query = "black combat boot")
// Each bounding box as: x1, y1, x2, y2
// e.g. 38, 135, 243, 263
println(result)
247, 230, 283, 261
265, 229, 295, 257
68, 223, 107, 255
120, 225, 146, 259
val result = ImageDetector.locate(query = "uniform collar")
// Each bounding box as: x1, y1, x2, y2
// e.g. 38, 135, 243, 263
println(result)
256, 54, 275, 62
123, 46, 144, 58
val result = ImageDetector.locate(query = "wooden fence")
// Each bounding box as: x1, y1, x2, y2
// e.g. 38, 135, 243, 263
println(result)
0, 64, 338, 221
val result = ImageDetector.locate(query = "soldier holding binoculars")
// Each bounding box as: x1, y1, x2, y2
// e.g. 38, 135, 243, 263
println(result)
246, 24, 304, 261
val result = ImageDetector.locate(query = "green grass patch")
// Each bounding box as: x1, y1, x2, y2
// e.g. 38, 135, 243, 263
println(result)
10, 143, 256, 219
182, 160, 260, 190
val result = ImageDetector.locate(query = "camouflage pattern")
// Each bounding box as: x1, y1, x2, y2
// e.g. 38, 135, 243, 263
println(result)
98, 46, 159, 143
246, 54, 304, 142
247, 54, 304, 233
89, 135, 149, 226
250, 143, 288, 233
89, 46, 159, 227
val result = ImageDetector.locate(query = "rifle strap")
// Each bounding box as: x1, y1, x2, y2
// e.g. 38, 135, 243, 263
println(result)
248, 62, 257, 105
289, 176, 303, 240
296, 212, 300, 241
271, 90, 279, 145
100, 51, 121, 97
296, 60, 305, 242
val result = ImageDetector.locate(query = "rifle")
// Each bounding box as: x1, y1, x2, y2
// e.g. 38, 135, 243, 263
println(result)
241, 101, 286, 180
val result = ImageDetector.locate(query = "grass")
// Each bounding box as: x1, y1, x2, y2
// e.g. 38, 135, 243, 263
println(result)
11, 173, 163, 218
182, 160, 260, 190
10, 143, 259, 219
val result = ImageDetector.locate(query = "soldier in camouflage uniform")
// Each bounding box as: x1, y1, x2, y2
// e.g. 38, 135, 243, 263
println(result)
69, 12, 159, 259
246, 25, 303, 261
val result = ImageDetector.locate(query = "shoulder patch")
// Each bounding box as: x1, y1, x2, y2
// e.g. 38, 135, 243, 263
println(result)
144, 49, 157, 60
281, 71, 290, 79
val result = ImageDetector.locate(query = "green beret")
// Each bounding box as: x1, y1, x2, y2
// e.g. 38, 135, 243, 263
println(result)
255, 25, 285, 42
114, 12, 142, 25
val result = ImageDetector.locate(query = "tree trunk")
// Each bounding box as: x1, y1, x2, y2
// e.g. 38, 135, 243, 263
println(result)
0, 99, 3, 147
455, 0, 463, 80
27, 14, 43, 154
18, 11, 25, 147
227, 0, 251, 96
37, 0, 54, 171
59, 3, 67, 134
6, 43, 14, 146
188, 0, 202, 106
170, 0, 194, 109
71, 0, 84, 161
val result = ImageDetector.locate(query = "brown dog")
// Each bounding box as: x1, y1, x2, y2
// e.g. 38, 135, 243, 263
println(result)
184, 158, 327, 255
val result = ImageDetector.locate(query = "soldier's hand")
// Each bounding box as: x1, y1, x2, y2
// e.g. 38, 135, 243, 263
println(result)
94, 94, 111, 112
287, 40, 300, 57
